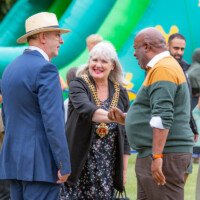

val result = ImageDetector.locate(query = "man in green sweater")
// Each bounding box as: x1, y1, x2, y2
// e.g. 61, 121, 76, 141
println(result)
108, 27, 193, 200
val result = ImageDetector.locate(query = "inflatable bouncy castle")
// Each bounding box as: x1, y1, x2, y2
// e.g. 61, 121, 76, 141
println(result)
0, 0, 200, 98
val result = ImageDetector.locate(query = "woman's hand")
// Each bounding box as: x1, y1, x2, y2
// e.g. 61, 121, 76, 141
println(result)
108, 107, 126, 125
123, 154, 129, 185
123, 170, 127, 185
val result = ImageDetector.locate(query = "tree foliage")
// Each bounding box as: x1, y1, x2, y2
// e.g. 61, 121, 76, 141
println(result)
0, 0, 17, 22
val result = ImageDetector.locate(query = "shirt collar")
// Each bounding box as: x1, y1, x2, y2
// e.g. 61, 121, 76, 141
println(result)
28, 46, 49, 61
146, 51, 170, 68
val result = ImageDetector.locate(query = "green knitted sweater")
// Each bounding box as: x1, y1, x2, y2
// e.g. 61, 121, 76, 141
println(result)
125, 56, 194, 158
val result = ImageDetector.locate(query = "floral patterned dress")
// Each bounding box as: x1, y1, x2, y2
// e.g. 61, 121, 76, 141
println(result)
59, 98, 118, 200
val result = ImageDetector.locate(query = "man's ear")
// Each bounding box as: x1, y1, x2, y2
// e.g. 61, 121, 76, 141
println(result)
39, 32, 46, 44
166, 42, 169, 49
144, 42, 151, 52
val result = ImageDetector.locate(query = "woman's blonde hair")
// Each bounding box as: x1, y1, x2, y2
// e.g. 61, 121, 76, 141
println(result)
77, 41, 128, 85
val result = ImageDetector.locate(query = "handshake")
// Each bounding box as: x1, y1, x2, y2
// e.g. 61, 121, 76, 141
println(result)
108, 107, 127, 125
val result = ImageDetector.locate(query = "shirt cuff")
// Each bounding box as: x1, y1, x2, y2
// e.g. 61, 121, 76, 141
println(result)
150, 116, 165, 129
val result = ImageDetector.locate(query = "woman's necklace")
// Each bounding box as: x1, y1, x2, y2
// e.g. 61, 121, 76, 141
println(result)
81, 74, 120, 138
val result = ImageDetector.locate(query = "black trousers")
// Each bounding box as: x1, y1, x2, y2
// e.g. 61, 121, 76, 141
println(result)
0, 180, 10, 200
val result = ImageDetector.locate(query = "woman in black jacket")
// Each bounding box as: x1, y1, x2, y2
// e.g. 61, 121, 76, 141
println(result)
60, 41, 130, 200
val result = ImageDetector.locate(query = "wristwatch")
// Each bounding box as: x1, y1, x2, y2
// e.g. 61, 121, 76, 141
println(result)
151, 153, 163, 160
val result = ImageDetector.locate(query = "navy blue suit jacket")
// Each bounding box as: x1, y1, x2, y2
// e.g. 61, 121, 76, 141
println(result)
0, 50, 71, 183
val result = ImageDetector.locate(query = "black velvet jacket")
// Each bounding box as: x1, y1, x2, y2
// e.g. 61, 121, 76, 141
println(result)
65, 75, 130, 192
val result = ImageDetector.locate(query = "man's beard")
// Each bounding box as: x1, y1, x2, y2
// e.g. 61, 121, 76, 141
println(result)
173, 54, 182, 61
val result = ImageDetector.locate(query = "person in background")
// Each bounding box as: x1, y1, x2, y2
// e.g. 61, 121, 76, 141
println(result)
0, 80, 10, 200
192, 97, 200, 200
86, 34, 103, 51
188, 48, 200, 101
188, 49, 200, 164
59, 41, 130, 199
167, 33, 190, 71
60, 75, 67, 90
108, 27, 193, 200
64, 67, 78, 122
188, 49, 200, 116
167, 33, 199, 183
0, 12, 71, 199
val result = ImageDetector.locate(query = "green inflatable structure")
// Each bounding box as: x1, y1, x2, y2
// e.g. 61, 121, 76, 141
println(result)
0, 0, 200, 92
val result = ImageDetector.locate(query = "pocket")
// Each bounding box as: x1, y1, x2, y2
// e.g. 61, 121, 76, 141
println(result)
171, 153, 191, 171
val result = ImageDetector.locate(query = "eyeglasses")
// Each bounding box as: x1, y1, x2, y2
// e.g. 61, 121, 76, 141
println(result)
45, 32, 63, 41
55, 33, 63, 41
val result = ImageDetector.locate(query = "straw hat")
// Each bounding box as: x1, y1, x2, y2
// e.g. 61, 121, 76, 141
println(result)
17, 12, 71, 43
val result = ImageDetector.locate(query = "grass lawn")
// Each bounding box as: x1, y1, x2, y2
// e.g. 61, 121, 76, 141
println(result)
125, 154, 199, 200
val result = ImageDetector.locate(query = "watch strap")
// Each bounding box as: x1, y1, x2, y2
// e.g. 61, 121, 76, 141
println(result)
151, 153, 163, 160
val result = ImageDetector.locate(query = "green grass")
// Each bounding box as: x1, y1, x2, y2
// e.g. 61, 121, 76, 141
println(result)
125, 154, 199, 200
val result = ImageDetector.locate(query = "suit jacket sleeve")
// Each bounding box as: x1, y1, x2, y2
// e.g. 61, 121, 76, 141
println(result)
36, 63, 71, 176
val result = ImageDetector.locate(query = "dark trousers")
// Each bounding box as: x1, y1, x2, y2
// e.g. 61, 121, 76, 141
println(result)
135, 153, 192, 200
0, 180, 10, 200
10, 180, 61, 200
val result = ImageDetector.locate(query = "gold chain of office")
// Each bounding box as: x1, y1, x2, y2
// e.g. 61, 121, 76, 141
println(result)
81, 74, 120, 138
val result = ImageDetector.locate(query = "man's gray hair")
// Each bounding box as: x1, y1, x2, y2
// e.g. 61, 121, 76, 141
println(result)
76, 41, 128, 85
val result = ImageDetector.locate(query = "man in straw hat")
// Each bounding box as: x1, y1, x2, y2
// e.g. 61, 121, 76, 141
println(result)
0, 12, 71, 199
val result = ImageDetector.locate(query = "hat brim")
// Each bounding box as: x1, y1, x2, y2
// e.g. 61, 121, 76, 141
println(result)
17, 27, 71, 43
